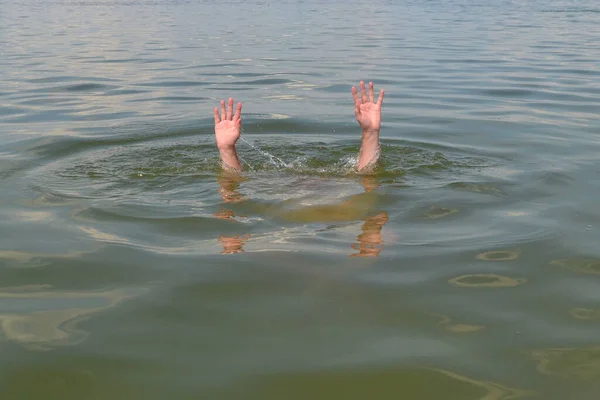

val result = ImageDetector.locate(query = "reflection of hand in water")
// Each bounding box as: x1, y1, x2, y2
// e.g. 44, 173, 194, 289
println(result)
214, 208, 236, 220
218, 234, 250, 255
350, 176, 388, 257
217, 171, 245, 204
359, 175, 379, 193
351, 211, 389, 257
215, 172, 249, 254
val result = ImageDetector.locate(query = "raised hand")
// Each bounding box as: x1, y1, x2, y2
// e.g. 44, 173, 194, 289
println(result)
352, 81, 384, 133
352, 81, 385, 172
214, 98, 242, 150
214, 98, 243, 171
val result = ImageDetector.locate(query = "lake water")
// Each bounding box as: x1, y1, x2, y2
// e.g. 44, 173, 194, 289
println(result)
1, 0, 600, 398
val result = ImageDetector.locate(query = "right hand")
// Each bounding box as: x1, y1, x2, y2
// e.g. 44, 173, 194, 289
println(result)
352, 81, 384, 133
214, 98, 242, 150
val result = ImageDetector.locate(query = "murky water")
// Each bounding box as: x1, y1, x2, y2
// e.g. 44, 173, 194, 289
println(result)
1, 0, 600, 398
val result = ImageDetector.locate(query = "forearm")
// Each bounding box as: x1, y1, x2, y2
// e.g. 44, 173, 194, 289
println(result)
219, 146, 242, 171
357, 128, 380, 172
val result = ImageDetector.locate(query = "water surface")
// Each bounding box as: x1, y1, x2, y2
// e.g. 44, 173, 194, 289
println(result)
1, 0, 600, 398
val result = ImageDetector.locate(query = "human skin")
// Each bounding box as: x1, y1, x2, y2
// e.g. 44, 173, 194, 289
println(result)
214, 97, 243, 171
213, 81, 384, 172
352, 81, 385, 172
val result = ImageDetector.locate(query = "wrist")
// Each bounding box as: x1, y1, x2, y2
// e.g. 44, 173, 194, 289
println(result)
218, 146, 242, 171
218, 144, 236, 153
362, 128, 380, 137
362, 129, 380, 143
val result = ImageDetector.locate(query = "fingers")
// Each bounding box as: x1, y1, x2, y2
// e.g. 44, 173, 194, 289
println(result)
369, 82, 374, 103
234, 102, 242, 129
227, 98, 234, 120
233, 102, 242, 121
214, 107, 220, 124
376, 89, 385, 107
351, 86, 361, 115
360, 81, 368, 103
216, 99, 241, 123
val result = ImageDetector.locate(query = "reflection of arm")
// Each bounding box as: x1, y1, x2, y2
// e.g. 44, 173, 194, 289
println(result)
218, 234, 250, 254
351, 176, 388, 257
351, 212, 388, 257
359, 175, 379, 193
215, 172, 250, 254
217, 171, 245, 203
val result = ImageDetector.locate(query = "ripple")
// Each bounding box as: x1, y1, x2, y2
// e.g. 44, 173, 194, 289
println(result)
3, 367, 95, 397
0, 249, 95, 268
79, 226, 131, 245
444, 324, 485, 333
0, 285, 148, 350
134, 81, 209, 88
421, 206, 459, 219
25, 75, 121, 84
532, 347, 600, 380
127, 96, 209, 103
433, 313, 485, 333
15, 211, 54, 222
479, 88, 534, 98
550, 258, 600, 275
264, 94, 304, 100
476, 249, 521, 261
447, 182, 505, 196
227, 367, 533, 399
0, 105, 27, 117
448, 274, 526, 288
29, 137, 477, 203
569, 308, 600, 320
233, 78, 292, 85
62, 83, 113, 92
85, 58, 146, 64
18, 83, 118, 94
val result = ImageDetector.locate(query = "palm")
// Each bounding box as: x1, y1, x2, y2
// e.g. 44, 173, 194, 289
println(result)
214, 98, 242, 150
215, 120, 240, 149
352, 81, 384, 132
356, 103, 381, 131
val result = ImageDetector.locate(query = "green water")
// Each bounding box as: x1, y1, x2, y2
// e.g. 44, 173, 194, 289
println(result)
1, 0, 600, 398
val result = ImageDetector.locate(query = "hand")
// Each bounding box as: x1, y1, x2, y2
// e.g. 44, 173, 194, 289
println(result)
214, 98, 242, 150
352, 81, 384, 133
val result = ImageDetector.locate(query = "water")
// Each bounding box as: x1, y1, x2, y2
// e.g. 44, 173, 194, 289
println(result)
1, 0, 600, 398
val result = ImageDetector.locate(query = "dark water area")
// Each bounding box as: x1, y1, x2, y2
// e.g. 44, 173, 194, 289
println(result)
1, 0, 600, 398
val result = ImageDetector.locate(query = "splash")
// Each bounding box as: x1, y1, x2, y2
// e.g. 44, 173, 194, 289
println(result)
27, 133, 489, 205
239, 136, 291, 169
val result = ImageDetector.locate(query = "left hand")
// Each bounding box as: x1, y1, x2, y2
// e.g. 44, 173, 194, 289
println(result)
214, 98, 242, 150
